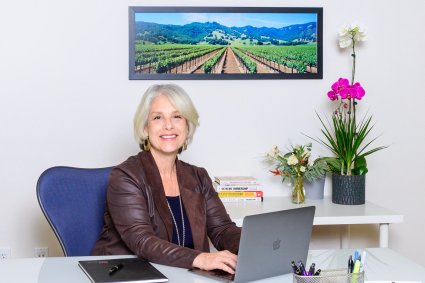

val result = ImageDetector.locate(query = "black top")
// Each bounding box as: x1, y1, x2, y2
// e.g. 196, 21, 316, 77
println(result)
166, 196, 194, 248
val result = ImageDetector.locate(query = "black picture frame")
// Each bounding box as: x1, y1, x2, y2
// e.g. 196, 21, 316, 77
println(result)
129, 6, 323, 80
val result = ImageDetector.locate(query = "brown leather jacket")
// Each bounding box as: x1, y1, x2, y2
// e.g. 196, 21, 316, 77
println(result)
92, 151, 241, 268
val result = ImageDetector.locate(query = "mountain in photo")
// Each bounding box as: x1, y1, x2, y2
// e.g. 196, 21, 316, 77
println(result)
135, 20, 317, 45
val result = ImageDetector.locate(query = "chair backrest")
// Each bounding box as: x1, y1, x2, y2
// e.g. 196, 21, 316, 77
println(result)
37, 166, 113, 256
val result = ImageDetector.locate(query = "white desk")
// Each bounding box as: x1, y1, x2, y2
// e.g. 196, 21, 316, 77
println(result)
224, 196, 403, 248
1, 249, 423, 283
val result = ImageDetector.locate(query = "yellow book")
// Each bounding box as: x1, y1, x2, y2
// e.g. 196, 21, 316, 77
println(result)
218, 191, 263, 198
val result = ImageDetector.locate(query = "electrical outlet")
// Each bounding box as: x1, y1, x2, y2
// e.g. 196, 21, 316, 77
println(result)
0, 247, 11, 259
34, 247, 49, 258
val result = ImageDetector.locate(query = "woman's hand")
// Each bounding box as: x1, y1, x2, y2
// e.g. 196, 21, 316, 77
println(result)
192, 250, 238, 274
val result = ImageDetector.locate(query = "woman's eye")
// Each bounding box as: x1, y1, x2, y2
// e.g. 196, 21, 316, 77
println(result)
174, 115, 182, 119
153, 116, 161, 120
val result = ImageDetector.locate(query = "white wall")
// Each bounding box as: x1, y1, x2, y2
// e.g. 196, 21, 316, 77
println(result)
1, 0, 424, 266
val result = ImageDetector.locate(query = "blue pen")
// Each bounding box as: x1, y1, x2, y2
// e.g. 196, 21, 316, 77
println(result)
353, 250, 359, 262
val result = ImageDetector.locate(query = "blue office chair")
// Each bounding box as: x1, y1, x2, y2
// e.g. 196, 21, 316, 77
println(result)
36, 166, 113, 256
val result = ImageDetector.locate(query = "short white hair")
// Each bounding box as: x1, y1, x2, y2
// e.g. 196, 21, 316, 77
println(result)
134, 84, 200, 149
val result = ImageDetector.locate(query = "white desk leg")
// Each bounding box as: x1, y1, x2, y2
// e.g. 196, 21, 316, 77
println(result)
340, 225, 350, 248
379, 223, 389, 248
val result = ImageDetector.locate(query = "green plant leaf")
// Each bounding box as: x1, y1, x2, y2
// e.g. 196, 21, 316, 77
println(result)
307, 112, 388, 176
322, 157, 341, 173
352, 156, 368, 175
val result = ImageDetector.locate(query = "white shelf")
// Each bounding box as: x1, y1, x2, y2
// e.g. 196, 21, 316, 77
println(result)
224, 196, 403, 248
225, 196, 403, 226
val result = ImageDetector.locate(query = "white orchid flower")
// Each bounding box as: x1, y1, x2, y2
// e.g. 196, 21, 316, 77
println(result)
338, 23, 367, 48
353, 25, 367, 42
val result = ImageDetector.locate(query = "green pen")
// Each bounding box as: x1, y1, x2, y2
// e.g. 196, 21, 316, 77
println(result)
353, 259, 361, 273
351, 259, 361, 283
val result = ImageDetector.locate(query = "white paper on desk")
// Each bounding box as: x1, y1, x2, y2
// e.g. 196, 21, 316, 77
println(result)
365, 281, 422, 283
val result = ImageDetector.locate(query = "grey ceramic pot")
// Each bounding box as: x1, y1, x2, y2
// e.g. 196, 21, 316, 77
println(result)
332, 174, 365, 205
304, 178, 325, 200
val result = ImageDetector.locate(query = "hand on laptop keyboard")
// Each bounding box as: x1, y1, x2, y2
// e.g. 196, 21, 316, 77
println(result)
192, 250, 238, 274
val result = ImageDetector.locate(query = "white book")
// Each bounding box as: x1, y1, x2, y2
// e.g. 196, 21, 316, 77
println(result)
219, 197, 263, 203
213, 182, 260, 191
214, 176, 258, 186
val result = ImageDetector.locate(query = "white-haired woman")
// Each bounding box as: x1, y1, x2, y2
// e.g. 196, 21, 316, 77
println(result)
93, 84, 241, 274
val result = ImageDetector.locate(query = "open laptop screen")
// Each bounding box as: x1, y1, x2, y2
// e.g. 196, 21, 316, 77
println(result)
190, 206, 316, 283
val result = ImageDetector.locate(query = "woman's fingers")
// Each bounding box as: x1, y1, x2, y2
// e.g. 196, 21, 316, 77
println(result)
192, 250, 238, 274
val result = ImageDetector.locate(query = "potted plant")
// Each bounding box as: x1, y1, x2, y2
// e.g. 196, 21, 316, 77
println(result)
265, 143, 328, 204
312, 23, 387, 205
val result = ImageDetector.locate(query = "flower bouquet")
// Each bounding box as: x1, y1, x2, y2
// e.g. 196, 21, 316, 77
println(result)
266, 143, 328, 204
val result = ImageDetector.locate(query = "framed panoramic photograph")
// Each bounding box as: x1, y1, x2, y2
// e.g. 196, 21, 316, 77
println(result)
129, 6, 323, 80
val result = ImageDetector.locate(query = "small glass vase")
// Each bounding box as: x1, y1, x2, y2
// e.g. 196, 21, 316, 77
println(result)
292, 176, 305, 204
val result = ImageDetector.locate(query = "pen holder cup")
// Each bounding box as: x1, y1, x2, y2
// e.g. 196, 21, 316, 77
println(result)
293, 269, 364, 283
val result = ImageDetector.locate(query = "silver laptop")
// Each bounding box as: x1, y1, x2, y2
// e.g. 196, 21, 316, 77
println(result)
189, 206, 316, 283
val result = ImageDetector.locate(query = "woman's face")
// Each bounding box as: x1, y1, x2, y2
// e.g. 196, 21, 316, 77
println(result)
144, 95, 188, 157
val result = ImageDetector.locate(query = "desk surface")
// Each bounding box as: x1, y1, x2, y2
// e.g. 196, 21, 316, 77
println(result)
224, 196, 403, 226
1, 249, 423, 283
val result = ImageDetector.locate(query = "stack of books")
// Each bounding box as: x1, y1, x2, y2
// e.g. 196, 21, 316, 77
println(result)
213, 176, 263, 202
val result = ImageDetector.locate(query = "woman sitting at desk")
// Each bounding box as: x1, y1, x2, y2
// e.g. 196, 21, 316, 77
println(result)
92, 84, 241, 274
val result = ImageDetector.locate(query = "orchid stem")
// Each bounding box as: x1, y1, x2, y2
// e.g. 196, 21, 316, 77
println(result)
351, 36, 357, 126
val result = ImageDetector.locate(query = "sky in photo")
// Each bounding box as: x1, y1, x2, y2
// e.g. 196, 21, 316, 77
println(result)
135, 12, 317, 29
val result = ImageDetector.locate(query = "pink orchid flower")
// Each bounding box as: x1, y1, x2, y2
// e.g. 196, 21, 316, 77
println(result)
327, 90, 338, 101
341, 85, 359, 100
352, 82, 366, 100
339, 88, 349, 99
331, 78, 350, 94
